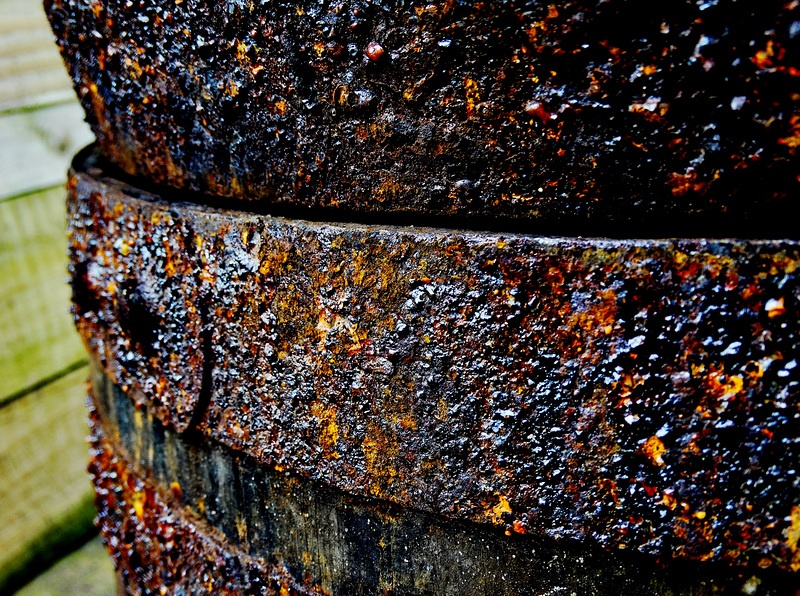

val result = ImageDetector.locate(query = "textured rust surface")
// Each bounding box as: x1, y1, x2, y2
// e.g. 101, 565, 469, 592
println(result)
47, 0, 800, 234
89, 368, 798, 595
68, 156, 207, 432
88, 416, 311, 595
69, 149, 800, 572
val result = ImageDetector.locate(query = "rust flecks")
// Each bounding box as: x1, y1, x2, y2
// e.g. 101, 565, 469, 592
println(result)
70, 150, 800, 572
45, 0, 800, 236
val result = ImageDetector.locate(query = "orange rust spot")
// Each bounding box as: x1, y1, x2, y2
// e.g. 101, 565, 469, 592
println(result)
787, 505, 800, 571
124, 56, 143, 78
132, 490, 146, 520
660, 490, 678, 510
362, 425, 400, 495
162, 240, 177, 278
397, 414, 417, 430
236, 41, 248, 60
437, 398, 448, 421
765, 297, 787, 318
752, 39, 784, 69
753, 50, 772, 69
310, 401, 339, 456
316, 312, 333, 347
374, 177, 404, 203
366, 41, 384, 61
488, 494, 512, 525
707, 369, 744, 401
524, 100, 550, 124
642, 435, 666, 466
778, 115, 800, 148
666, 168, 709, 196
571, 288, 617, 339
89, 0, 103, 19
512, 519, 526, 534
629, 96, 665, 119
236, 515, 247, 541
464, 77, 480, 118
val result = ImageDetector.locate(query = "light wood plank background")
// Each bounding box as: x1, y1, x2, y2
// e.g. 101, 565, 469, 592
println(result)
0, 0, 100, 591
0, 368, 97, 590
0, 0, 76, 112
0, 104, 96, 202
0, 187, 88, 402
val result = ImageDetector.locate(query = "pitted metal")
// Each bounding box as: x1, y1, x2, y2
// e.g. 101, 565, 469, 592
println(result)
70, 148, 800, 573
89, 368, 796, 595
46, 0, 800, 236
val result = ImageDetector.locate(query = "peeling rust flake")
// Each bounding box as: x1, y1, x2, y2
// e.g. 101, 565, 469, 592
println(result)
70, 148, 800, 573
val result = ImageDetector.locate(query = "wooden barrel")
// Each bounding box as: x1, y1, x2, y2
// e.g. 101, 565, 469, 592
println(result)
70, 147, 800, 594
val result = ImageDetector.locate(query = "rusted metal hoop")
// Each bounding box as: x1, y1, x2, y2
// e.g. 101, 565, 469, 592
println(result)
70, 147, 800, 574
47, 0, 800, 235
88, 368, 796, 595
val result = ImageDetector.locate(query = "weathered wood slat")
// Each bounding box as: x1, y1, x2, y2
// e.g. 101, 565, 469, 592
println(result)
0, 0, 77, 112
0, 0, 98, 591
13, 537, 116, 596
0, 72, 76, 114
0, 186, 87, 405
0, 0, 48, 36
0, 366, 96, 594
0, 49, 65, 80
0, 29, 57, 59
0, 103, 93, 201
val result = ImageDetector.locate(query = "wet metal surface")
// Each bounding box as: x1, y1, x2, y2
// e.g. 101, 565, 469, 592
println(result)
47, 0, 800, 235
70, 148, 800, 573
89, 367, 796, 595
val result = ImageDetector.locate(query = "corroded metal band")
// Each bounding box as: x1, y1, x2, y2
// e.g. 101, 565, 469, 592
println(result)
70, 148, 800, 571
47, 0, 800, 234
89, 368, 793, 595
89, 385, 307, 596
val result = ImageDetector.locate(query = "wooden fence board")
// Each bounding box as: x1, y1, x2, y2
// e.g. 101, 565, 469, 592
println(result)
13, 537, 116, 596
0, 0, 77, 112
0, 186, 87, 406
0, 103, 93, 201
0, 0, 101, 590
0, 366, 96, 594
